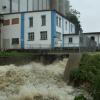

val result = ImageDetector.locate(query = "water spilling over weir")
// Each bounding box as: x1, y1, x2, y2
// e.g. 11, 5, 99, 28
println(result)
0, 59, 86, 100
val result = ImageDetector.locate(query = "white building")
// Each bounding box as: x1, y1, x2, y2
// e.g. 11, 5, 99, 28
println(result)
0, 0, 99, 51
0, 10, 75, 49
63, 32, 99, 51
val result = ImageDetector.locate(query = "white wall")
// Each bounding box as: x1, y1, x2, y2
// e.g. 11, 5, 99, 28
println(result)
1, 11, 51, 49
55, 13, 75, 47
55, 13, 63, 47
64, 35, 79, 47
24, 11, 51, 49
69, 22, 75, 34
1, 11, 76, 49
1, 14, 21, 49
64, 19, 70, 34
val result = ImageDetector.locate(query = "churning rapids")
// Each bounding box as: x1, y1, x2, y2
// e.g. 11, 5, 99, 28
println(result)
0, 59, 87, 100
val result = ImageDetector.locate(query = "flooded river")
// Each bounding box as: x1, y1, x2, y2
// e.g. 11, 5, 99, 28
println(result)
0, 59, 87, 100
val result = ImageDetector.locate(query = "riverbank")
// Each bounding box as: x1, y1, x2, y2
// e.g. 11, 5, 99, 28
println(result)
69, 53, 100, 100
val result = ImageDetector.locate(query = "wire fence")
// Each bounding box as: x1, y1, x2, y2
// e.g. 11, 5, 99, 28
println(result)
0, 41, 97, 53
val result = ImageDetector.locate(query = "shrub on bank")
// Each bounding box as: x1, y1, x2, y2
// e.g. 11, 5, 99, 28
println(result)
70, 54, 100, 100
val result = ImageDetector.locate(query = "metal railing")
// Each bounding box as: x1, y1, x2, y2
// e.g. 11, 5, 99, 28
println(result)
0, 41, 97, 53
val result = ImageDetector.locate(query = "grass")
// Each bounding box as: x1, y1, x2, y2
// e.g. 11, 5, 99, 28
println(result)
0, 51, 33, 57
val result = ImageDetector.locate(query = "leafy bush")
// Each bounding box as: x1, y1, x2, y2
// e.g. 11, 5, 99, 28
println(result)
92, 71, 100, 100
74, 94, 87, 100
69, 53, 100, 99
70, 68, 87, 86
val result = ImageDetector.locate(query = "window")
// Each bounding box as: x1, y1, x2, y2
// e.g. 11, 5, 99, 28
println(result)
71, 24, 73, 32
41, 15, 46, 26
65, 21, 67, 30
80, 37, 83, 43
3, 19, 10, 26
12, 18, 19, 24
56, 32, 61, 41
28, 32, 34, 41
29, 17, 33, 27
56, 16, 58, 26
69, 37, 73, 43
0, 19, 3, 24
12, 38, 19, 45
91, 36, 95, 41
40, 31, 47, 40
59, 17, 61, 27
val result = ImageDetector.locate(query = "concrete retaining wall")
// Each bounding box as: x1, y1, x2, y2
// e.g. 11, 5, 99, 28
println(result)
64, 53, 82, 82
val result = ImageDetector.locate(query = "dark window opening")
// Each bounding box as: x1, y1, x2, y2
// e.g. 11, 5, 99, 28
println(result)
28, 32, 34, 41
3, 19, 10, 26
29, 17, 33, 27
91, 36, 95, 41
56, 16, 58, 26
59, 17, 61, 27
40, 31, 47, 40
12, 38, 19, 45
12, 18, 19, 24
41, 15, 46, 26
69, 37, 73, 43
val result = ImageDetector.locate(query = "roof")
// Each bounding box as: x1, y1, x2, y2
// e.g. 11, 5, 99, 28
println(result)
63, 32, 100, 36
63, 34, 79, 36
83, 32, 100, 35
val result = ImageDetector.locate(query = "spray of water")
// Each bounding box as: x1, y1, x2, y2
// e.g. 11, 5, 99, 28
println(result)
0, 59, 86, 100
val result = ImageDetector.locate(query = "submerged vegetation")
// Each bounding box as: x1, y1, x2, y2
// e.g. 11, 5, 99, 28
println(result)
70, 53, 100, 100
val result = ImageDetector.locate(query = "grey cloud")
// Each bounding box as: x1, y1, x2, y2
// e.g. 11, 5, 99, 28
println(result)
70, 0, 100, 32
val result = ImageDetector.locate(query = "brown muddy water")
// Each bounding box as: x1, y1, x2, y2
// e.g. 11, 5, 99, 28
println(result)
0, 59, 89, 100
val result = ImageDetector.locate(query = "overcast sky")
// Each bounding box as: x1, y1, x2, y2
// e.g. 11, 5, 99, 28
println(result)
70, 0, 100, 33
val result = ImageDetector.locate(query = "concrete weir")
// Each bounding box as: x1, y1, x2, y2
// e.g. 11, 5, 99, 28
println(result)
0, 51, 82, 82
0, 53, 69, 66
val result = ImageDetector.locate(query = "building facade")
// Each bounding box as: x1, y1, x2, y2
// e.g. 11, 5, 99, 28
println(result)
0, 10, 75, 49
63, 32, 99, 52
0, 0, 98, 51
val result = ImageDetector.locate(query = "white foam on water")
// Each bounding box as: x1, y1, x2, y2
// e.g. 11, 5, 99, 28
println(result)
0, 58, 85, 100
